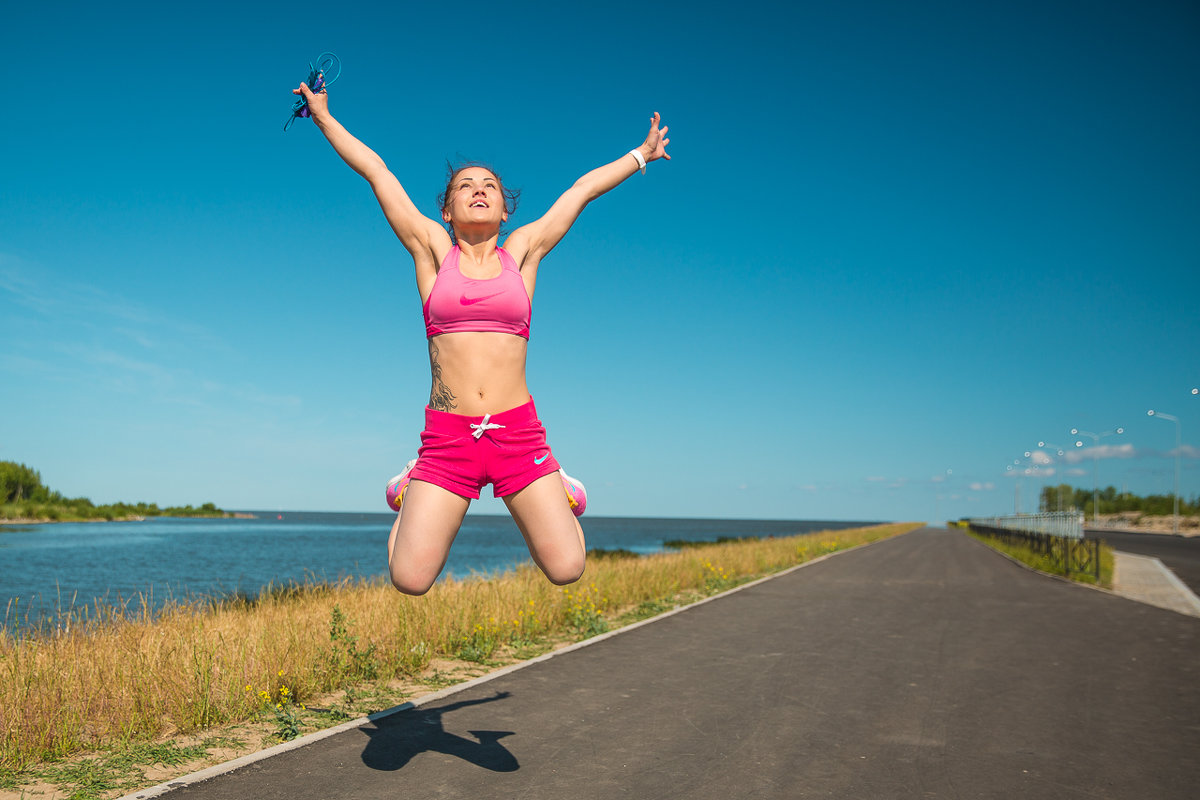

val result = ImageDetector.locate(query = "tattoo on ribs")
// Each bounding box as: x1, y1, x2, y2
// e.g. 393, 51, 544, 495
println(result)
428, 343, 457, 411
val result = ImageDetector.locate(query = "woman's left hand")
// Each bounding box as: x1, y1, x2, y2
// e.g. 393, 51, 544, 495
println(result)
638, 112, 671, 163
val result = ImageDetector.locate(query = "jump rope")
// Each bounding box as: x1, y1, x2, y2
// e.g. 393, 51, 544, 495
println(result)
284, 52, 341, 131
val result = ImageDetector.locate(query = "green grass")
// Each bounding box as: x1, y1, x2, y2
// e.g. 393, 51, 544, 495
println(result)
8, 741, 211, 800
963, 527, 1114, 587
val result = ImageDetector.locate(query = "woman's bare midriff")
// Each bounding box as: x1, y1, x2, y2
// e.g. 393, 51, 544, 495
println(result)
426, 331, 531, 415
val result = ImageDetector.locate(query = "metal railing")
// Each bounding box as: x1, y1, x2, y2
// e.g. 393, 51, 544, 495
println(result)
968, 512, 1084, 540
966, 512, 1099, 580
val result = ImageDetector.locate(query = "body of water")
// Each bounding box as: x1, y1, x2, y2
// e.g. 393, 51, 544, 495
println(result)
0, 512, 877, 628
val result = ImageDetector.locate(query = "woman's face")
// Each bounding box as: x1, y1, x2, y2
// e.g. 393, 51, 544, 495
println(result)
443, 167, 508, 230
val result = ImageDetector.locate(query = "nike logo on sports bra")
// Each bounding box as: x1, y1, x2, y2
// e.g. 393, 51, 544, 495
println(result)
460, 292, 504, 306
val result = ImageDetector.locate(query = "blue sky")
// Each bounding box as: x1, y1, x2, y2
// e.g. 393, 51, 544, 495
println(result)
2, 0, 1197, 523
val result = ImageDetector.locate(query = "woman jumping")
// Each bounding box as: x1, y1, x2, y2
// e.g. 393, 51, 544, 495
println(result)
293, 80, 670, 595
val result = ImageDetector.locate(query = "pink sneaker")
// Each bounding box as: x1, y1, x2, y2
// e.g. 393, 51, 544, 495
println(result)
385, 459, 418, 512
560, 469, 587, 517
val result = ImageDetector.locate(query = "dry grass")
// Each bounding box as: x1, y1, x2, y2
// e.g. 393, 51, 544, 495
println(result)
1, 522, 919, 794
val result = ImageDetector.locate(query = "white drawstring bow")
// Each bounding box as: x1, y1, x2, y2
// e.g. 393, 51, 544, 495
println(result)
470, 414, 505, 440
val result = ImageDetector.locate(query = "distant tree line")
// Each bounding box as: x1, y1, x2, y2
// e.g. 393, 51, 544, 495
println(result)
1039, 483, 1198, 516
1, 460, 225, 522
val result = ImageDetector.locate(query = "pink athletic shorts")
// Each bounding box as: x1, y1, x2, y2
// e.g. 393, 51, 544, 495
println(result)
408, 398, 562, 499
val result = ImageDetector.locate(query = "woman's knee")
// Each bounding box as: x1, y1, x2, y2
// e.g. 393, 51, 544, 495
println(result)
386, 484, 467, 595
542, 549, 586, 585
388, 549, 443, 595
389, 563, 438, 596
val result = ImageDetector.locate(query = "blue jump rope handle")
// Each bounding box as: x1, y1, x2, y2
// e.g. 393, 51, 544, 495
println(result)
297, 72, 324, 118
286, 53, 339, 131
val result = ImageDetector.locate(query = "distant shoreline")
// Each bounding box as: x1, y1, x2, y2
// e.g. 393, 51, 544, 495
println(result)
0, 512, 257, 526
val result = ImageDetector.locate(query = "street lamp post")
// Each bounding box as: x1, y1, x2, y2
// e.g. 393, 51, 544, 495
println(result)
1147, 409, 1181, 535
1036, 441, 1069, 511
1005, 461, 1020, 514
1070, 426, 1124, 526
1007, 453, 1042, 514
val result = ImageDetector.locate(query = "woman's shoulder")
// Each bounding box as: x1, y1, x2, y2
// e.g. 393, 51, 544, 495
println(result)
420, 241, 455, 274
498, 245, 524, 272
498, 231, 534, 269
414, 239, 454, 302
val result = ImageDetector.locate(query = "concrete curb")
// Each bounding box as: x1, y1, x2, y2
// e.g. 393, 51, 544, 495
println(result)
116, 528, 914, 800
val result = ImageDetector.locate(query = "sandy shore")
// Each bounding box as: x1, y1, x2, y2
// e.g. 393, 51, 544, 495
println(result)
1088, 513, 1199, 536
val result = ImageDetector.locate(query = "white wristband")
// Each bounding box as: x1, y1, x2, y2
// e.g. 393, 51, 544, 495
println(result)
628, 148, 647, 174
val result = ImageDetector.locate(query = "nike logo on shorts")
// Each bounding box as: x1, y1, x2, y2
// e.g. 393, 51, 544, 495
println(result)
533, 453, 549, 465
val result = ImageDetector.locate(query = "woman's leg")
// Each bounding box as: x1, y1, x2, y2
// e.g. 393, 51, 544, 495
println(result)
502, 472, 586, 585
386, 479, 471, 595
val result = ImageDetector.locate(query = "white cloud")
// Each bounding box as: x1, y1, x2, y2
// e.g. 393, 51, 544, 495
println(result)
1, 256, 223, 353
1, 259, 141, 325
2, 257, 297, 410
1063, 443, 1136, 463
968, 482, 995, 491
864, 476, 910, 489
66, 343, 173, 380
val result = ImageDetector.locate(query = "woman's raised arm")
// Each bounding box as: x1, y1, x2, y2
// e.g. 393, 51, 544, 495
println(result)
505, 112, 670, 271
294, 83, 449, 272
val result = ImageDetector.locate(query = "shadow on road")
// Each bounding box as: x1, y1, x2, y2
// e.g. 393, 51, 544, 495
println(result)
359, 691, 518, 773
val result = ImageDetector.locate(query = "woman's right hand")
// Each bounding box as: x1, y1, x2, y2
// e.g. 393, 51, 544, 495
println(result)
293, 77, 329, 119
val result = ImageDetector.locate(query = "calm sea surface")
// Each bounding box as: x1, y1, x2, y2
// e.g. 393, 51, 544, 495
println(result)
0, 512, 876, 628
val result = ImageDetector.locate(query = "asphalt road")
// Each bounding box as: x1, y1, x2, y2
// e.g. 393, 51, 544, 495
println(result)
1087, 528, 1200, 593
155, 527, 1200, 800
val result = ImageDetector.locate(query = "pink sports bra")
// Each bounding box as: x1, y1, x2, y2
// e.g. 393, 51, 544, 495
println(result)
423, 246, 531, 339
